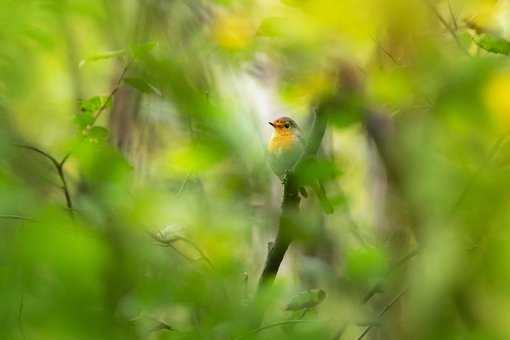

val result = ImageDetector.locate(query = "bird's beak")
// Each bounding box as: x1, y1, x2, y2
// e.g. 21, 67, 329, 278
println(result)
268, 122, 275, 127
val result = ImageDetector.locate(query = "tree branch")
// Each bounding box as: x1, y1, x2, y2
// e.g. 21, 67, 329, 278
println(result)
15, 144, 74, 213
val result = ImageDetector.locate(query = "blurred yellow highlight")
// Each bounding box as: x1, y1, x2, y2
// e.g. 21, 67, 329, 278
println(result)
212, 12, 255, 51
484, 70, 510, 130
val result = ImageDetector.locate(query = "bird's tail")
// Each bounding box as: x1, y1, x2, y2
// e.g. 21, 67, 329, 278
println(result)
312, 181, 334, 214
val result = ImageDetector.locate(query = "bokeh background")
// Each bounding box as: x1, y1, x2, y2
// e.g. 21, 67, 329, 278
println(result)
2, 0, 510, 339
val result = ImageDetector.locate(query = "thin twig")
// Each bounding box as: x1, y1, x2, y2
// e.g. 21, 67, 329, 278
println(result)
449, 134, 509, 216
11, 62, 131, 214
14, 144, 60, 168
0, 215, 34, 222
332, 250, 417, 339
155, 238, 197, 263
18, 292, 26, 340
91, 62, 131, 125
150, 232, 215, 269
372, 37, 401, 66
447, 0, 458, 30
177, 236, 215, 269
361, 248, 418, 303
15, 144, 74, 213
424, 0, 467, 54
357, 289, 408, 340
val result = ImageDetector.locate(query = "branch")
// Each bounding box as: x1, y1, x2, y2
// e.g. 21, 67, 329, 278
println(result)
91, 62, 131, 125
14, 144, 60, 169
11, 62, 131, 216
15, 144, 74, 213
150, 232, 215, 270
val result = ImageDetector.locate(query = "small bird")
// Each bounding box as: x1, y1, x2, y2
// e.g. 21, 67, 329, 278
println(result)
268, 116, 333, 214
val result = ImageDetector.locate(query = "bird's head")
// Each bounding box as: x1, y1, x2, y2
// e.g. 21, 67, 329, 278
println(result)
269, 117, 300, 136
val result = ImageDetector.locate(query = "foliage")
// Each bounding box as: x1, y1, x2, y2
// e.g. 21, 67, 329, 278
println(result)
1, 1, 510, 340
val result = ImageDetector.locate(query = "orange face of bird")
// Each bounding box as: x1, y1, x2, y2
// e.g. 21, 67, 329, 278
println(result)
268, 117, 302, 153
268, 117, 299, 136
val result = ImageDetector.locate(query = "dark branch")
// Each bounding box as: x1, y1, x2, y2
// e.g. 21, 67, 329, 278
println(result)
14, 144, 60, 169
15, 144, 74, 213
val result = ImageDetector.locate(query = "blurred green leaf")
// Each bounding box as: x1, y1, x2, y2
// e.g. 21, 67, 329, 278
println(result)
79, 96, 108, 115
474, 33, 510, 56
285, 289, 326, 311
75, 96, 110, 130
86, 126, 109, 142
79, 49, 126, 68
345, 247, 388, 285
296, 158, 340, 184
74, 111, 94, 130
129, 41, 157, 60
124, 77, 161, 95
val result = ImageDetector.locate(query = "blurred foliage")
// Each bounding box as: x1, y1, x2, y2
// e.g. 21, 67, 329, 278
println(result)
2, 0, 510, 340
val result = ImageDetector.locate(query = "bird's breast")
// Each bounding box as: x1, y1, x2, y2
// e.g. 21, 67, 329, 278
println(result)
268, 133, 299, 153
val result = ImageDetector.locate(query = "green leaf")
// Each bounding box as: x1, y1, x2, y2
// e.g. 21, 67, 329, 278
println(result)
79, 49, 126, 68
79, 96, 102, 114
285, 289, 326, 311
75, 96, 110, 130
345, 248, 389, 285
87, 126, 109, 142
129, 41, 157, 60
124, 77, 161, 96
74, 112, 94, 130
474, 33, 510, 55
296, 158, 340, 185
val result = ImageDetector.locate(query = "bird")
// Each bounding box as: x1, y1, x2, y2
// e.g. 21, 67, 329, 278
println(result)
267, 116, 333, 214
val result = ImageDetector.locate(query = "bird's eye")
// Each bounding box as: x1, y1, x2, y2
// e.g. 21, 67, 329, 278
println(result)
284, 123, 290, 129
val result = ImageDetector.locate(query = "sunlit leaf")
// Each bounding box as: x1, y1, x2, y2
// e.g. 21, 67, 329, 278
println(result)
79, 49, 126, 68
